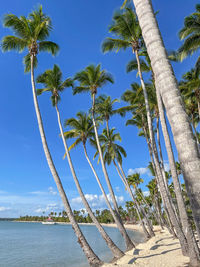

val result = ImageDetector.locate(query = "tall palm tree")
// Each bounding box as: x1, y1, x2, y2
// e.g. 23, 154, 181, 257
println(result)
93, 128, 152, 238
36, 66, 124, 259
122, 82, 190, 249
2, 8, 102, 266
132, 2, 200, 262
64, 112, 135, 253
127, 45, 200, 259
73, 64, 134, 250
114, 10, 194, 252
121, 80, 189, 246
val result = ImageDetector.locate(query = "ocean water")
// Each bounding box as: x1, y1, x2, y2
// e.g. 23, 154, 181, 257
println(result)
0, 221, 145, 267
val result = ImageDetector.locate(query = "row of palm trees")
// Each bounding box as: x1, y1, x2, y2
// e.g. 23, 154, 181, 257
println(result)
1, 1, 200, 267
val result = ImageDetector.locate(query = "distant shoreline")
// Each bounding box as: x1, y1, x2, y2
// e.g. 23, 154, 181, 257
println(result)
14, 220, 149, 233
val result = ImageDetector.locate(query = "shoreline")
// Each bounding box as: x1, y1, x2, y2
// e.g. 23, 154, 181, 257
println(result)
13, 220, 150, 233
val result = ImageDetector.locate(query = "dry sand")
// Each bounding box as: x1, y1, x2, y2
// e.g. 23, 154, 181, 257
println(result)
103, 225, 190, 267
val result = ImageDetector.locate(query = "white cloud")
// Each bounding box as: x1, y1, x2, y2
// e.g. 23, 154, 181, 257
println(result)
71, 193, 124, 210
0, 206, 11, 212
48, 187, 57, 196
128, 167, 150, 176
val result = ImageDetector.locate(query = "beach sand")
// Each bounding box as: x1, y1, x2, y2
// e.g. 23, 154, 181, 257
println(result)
103, 225, 190, 267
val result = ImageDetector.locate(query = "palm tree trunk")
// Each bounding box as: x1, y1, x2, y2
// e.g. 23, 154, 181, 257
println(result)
136, 188, 158, 227
156, 116, 180, 224
156, 117, 164, 169
142, 123, 177, 237
156, 90, 200, 263
153, 198, 164, 229
135, 49, 189, 256
30, 55, 102, 267
132, 0, 200, 250
91, 94, 135, 251
113, 160, 150, 239
54, 103, 124, 259
82, 143, 126, 257
116, 161, 155, 237
106, 118, 151, 238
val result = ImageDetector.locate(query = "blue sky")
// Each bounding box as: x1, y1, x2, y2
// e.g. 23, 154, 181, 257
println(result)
0, 0, 198, 217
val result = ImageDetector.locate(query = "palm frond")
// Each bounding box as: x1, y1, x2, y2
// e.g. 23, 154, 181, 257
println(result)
126, 59, 149, 73
39, 41, 59, 56
68, 138, 82, 151
37, 88, 50, 95
102, 38, 130, 53
73, 86, 90, 95
3, 14, 30, 39
2, 36, 27, 52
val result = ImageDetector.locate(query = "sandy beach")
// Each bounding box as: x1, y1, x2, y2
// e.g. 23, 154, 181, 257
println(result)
103, 225, 190, 267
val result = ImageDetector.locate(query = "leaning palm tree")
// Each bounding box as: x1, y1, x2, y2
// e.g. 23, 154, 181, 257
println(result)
131, 2, 200, 264
36, 66, 124, 260
73, 64, 134, 250
122, 80, 189, 253
2, 8, 102, 266
93, 95, 154, 237
65, 112, 134, 250
127, 48, 200, 258
103, 5, 192, 256
93, 128, 153, 238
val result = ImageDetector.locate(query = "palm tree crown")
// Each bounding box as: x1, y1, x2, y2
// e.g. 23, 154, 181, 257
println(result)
2, 5, 59, 71
36, 64, 73, 106
93, 128, 127, 165
179, 4, 200, 73
73, 64, 114, 96
127, 173, 144, 189
102, 8, 143, 53
94, 95, 119, 121
64, 112, 94, 149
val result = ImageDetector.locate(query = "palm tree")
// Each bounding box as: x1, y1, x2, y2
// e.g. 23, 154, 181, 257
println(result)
65, 111, 135, 254
93, 128, 152, 239
132, 2, 200, 262
121, 80, 189, 248
36, 66, 124, 259
179, 4, 200, 74
2, 8, 102, 266
94, 95, 120, 135
127, 46, 200, 260
179, 69, 200, 146
73, 64, 134, 250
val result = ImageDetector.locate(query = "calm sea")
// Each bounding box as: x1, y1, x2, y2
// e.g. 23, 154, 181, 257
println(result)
0, 221, 145, 267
